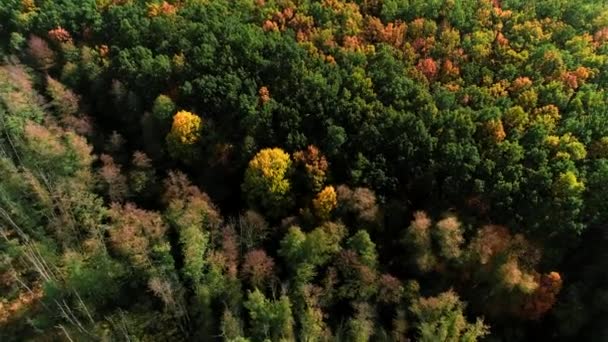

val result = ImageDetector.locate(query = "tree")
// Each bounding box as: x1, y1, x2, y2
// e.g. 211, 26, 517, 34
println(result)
410, 291, 489, 342
128, 151, 156, 196
98, 154, 128, 202
336, 185, 379, 224
163, 171, 220, 285
46, 76, 79, 117
244, 289, 295, 341
152, 94, 176, 123
242, 148, 293, 218
434, 216, 464, 261
312, 185, 337, 221
241, 249, 275, 289
166, 110, 203, 162
403, 211, 436, 272
293, 145, 329, 192
298, 285, 329, 342
347, 230, 378, 269
27, 35, 55, 71
108, 203, 169, 270
279, 223, 346, 285
346, 303, 374, 342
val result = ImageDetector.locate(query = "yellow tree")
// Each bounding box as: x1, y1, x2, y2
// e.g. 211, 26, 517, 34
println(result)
312, 185, 337, 221
242, 148, 293, 217
166, 110, 202, 162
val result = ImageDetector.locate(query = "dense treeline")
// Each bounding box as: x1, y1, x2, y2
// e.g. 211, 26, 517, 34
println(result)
1, 0, 608, 340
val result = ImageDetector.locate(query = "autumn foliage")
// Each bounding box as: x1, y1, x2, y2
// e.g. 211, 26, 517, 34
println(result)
166, 110, 202, 161
312, 185, 337, 221
2, 0, 607, 340
242, 148, 293, 217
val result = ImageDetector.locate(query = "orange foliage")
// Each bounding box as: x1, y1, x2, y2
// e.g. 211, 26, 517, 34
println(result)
521, 272, 562, 319
417, 58, 438, 80
496, 32, 509, 46
282, 7, 295, 20
148, 1, 177, 17
442, 59, 460, 78
382, 22, 406, 48
48, 27, 72, 44
365, 18, 406, 48
99, 45, 109, 58
263, 20, 279, 32
485, 119, 506, 143
561, 66, 592, 89
259, 86, 270, 104
565, 73, 578, 89
511, 77, 533, 92
0, 285, 43, 324
343, 35, 363, 51
289, 13, 315, 35
293, 145, 329, 192
594, 27, 608, 44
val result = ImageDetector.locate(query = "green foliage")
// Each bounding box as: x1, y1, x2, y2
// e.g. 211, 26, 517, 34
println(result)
244, 289, 295, 341
2, 0, 608, 340
347, 230, 378, 268
410, 291, 489, 342
152, 94, 176, 123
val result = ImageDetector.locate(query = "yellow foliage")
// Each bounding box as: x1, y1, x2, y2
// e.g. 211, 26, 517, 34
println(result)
21, 0, 36, 12
504, 106, 529, 131
553, 171, 585, 197
500, 259, 538, 294
532, 105, 561, 131
545, 133, 587, 160
147, 1, 177, 17
169, 110, 202, 145
313, 186, 337, 220
166, 111, 202, 162
242, 148, 293, 217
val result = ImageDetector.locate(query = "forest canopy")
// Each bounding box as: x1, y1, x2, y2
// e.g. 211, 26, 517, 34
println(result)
1, 0, 608, 340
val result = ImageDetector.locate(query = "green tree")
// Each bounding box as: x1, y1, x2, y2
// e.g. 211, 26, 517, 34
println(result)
410, 291, 489, 342
244, 289, 295, 341
152, 94, 176, 123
